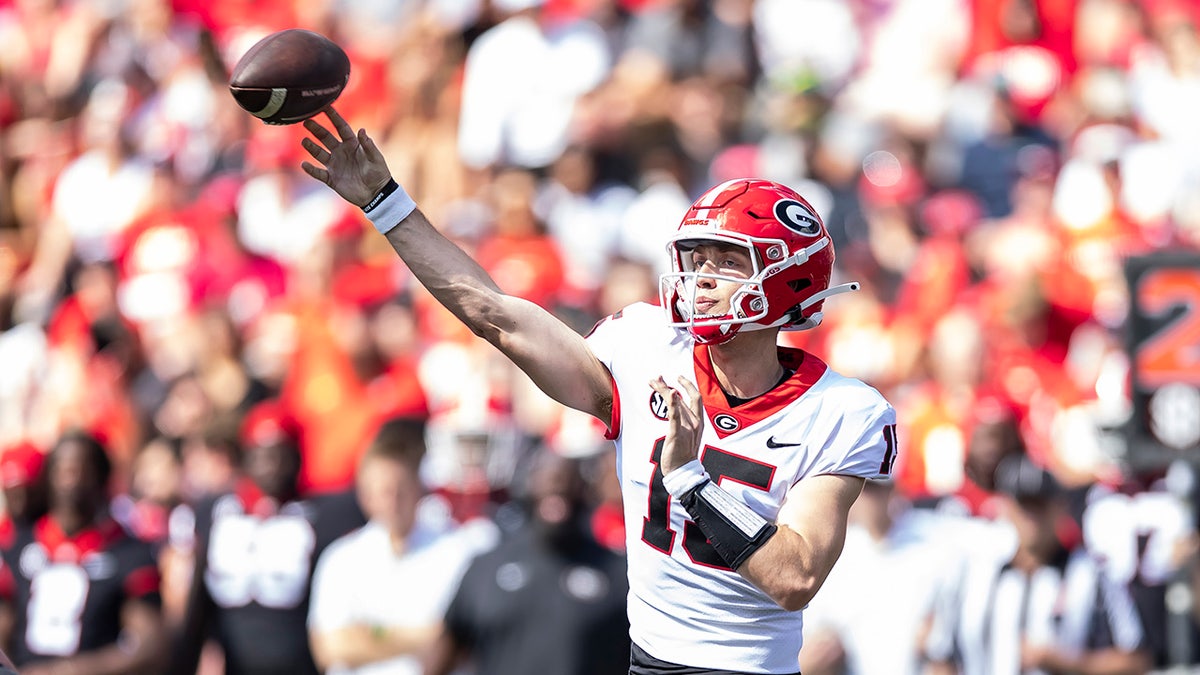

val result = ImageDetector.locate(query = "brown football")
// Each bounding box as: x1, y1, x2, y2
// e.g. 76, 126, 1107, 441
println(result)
228, 29, 350, 125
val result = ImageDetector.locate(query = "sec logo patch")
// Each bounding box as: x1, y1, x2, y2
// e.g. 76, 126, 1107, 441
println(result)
649, 391, 669, 420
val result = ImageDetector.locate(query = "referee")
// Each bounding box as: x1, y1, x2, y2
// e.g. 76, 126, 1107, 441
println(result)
925, 455, 1151, 675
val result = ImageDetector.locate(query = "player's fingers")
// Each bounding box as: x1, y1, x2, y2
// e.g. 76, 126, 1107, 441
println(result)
649, 377, 686, 413
303, 119, 338, 149
300, 162, 329, 184
674, 377, 702, 417
359, 129, 386, 163
675, 376, 700, 400
648, 376, 673, 401
301, 138, 330, 164
326, 106, 355, 141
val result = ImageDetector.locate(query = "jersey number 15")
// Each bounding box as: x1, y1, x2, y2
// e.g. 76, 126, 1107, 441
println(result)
641, 438, 775, 571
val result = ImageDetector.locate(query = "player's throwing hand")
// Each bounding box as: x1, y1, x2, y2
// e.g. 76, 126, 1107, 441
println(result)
649, 376, 705, 474
300, 107, 393, 209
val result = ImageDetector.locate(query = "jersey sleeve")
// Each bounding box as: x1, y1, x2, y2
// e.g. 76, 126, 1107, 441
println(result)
584, 305, 634, 440
122, 540, 163, 606
0, 557, 13, 603
585, 302, 672, 365
808, 395, 898, 482
583, 307, 626, 367
585, 302, 678, 441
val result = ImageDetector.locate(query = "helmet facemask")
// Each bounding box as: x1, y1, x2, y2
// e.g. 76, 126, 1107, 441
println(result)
659, 179, 859, 345
661, 233, 806, 344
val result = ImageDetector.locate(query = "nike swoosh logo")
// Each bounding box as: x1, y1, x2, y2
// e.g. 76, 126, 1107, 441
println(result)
766, 437, 805, 449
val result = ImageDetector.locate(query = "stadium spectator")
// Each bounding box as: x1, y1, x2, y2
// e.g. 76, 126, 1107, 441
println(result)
111, 434, 183, 548
925, 453, 1151, 675
0, 441, 48, 542
307, 417, 494, 675
426, 449, 629, 675
798, 478, 947, 675
170, 400, 363, 675
300, 108, 895, 674
0, 431, 166, 674
456, 0, 611, 170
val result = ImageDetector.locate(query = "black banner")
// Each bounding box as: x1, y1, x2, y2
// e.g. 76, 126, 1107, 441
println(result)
1124, 253, 1200, 473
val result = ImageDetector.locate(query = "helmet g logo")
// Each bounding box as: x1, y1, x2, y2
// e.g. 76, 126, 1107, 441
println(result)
774, 199, 821, 237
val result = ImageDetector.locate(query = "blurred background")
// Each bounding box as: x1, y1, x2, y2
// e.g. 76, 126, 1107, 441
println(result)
0, 0, 1199, 673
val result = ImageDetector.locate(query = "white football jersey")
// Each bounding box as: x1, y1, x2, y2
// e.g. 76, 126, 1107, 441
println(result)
586, 303, 897, 674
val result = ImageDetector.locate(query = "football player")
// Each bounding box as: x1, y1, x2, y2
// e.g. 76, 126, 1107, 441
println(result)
170, 400, 364, 675
300, 108, 897, 675
0, 431, 166, 674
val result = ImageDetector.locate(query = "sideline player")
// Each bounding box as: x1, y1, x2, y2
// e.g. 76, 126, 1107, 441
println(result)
299, 108, 897, 675
170, 401, 363, 675
0, 432, 166, 674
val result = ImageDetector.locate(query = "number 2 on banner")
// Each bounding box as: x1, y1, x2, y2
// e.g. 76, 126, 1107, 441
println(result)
26, 565, 88, 656
1137, 269, 1200, 387
641, 439, 775, 570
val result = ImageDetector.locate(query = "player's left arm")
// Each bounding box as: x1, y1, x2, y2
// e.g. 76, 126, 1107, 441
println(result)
738, 474, 863, 610
653, 375, 877, 611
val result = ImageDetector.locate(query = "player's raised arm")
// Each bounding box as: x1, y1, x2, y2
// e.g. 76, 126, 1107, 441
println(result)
300, 108, 612, 423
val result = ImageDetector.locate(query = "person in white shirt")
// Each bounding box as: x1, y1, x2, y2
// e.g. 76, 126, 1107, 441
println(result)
799, 479, 948, 675
297, 108, 896, 675
308, 418, 494, 675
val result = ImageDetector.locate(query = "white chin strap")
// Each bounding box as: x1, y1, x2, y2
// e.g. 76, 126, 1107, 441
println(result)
800, 281, 861, 312
741, 281, 861, 333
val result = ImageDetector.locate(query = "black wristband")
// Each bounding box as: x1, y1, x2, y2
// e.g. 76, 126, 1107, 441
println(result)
679, 480, 778, 570
362, 178, 400, 213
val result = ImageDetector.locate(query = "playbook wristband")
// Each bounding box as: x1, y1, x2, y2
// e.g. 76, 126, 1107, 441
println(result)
362, 178, 416, 235
679, 480, 777, 570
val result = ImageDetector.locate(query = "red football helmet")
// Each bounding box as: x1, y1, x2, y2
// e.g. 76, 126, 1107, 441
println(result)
659, 178, 858, 345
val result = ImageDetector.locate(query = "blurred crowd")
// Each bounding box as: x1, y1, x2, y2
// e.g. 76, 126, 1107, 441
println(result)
0, 0, 1199, 672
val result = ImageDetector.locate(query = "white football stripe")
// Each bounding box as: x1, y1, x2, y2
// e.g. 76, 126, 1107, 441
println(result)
252, 88, 287, 119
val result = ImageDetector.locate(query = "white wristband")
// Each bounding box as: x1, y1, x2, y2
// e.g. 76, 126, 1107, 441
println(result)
663, 459, 710, 498
363, 179, 417, 235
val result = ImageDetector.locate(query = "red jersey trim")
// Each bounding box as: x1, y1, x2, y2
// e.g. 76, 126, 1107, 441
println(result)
693, 345, 828, 439
35, 516, 126, 564
0, 561, 13, 601
0, 516, 14, 550
123, 564, 161, 598
604, 369, 621, 441
235, 478, 279, 517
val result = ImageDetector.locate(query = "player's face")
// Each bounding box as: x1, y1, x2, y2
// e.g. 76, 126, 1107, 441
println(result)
684, 243, 754, 315
48, 439, 104, 514
245, 442, 300, 501
1005, 496, 1061, 558
356, 455, 422, 537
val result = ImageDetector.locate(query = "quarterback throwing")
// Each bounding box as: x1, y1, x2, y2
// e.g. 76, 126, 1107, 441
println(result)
299, 108, 897, 675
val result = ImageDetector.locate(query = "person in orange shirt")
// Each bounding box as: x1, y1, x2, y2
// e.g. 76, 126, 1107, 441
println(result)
475, 168, 566, 311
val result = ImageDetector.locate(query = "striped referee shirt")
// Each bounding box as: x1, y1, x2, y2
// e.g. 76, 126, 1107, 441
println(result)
925, 545, 1145, 675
